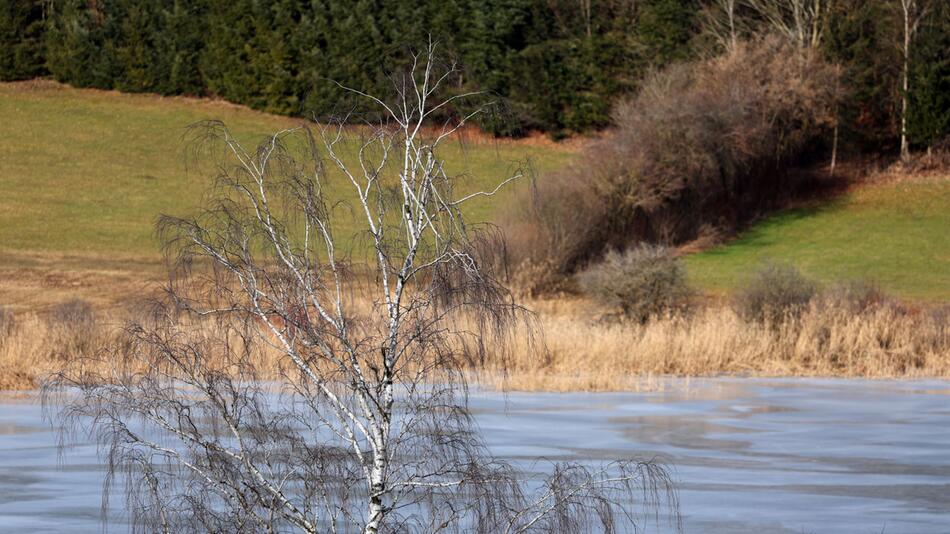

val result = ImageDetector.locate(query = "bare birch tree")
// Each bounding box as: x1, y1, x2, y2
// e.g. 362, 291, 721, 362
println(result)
745, 0, 828, 49
704, 0, 741, 51
47, 43, 676, 534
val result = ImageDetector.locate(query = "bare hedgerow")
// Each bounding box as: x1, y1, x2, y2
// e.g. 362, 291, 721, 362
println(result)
46, 43, 678, 534
735, 263, 817, 324
578, 245, 691, 323
506, 35, 840, 291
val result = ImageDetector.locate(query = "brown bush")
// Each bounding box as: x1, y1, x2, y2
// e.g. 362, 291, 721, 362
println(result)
734, 263, 817, 324
577, 245, 691, 323
506, 36, 841, 290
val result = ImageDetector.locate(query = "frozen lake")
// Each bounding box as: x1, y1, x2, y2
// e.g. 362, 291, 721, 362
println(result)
1, 378, 949, 533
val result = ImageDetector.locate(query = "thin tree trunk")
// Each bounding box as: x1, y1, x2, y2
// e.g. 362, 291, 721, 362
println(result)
582, 0, 591, 38
729, 0, 737, 51
901, 21, 910, 160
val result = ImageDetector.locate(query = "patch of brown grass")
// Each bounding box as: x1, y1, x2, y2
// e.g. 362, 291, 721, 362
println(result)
0, 250, 164, 313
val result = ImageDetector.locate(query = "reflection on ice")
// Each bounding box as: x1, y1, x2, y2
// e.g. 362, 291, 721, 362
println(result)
1, 377, 949, 533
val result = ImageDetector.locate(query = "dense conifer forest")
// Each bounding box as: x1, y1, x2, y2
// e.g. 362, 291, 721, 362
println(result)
1, 0, 946, 148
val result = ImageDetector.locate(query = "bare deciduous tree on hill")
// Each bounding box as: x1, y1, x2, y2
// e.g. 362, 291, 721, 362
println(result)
47, 43, 677, 534
703, 0, 742, 51
745, 0, 828, 49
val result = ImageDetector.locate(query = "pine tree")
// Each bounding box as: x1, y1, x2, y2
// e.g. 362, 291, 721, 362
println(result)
824, 0, 902, 151
44, 0, 119, 88
0, 0, 48, 80
907, 1, 950, 151
111, 0, 165, 93
161, 0, 206, 95
637, 0, 700, 66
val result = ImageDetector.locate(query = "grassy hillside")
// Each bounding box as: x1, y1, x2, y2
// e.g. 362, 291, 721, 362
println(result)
685, 177, 950, 300
1, 81, 947, 306
0, 81, 569, 262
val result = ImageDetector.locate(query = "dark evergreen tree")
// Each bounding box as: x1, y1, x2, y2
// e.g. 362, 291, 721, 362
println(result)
907, 1, 950, 151
637, 0, 699, 66
44, 0, 120, 88
110, 0, 165, 93
107, 0, 206, 95
824, 0, 901, 151
508, 0, 693, 135
0, 0, 48, 80
161, 0, 206, 95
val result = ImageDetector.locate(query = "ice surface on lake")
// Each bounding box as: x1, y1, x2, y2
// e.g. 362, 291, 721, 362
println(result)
1, 378, 949, 533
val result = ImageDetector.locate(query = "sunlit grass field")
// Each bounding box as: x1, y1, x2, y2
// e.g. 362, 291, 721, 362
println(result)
685, 177, 950, 300
0, 81, 569, 263
2, 81, 948, 304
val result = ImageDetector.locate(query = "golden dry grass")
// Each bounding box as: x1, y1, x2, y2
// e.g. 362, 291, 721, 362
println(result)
0, 308, 288, 390
484, 297, 950, 391
3, 293, 947, 391
0, 313, 87, 389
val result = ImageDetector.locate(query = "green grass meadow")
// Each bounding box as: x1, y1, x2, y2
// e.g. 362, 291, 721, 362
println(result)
0, 82, 568, 262
685, 179, 950, 300
2, 82, 948, 300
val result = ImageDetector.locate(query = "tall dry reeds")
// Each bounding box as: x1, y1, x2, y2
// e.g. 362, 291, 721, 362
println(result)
0, 300, 116, 389
2, 296, 947, 392
0, 301, 288, 390
484, 298, 950, 391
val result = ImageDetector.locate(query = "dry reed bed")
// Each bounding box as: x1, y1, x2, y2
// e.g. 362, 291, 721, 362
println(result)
487, 298, 950, 391
1, 298, 947, 391
0, 305, 289, 390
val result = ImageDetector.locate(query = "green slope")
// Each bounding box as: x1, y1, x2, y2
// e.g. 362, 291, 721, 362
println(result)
685, 178, 950, 300
0, 81, 568, 261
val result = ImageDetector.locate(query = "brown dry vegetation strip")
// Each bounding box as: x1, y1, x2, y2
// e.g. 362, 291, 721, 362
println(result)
0, 251, 165, 313
484, 298, 950, 391
3, 292, 948, 391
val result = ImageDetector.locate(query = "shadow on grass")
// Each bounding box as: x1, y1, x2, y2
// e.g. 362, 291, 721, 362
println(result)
700, 197, 851, 257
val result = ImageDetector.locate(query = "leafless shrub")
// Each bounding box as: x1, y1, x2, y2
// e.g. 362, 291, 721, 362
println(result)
507, 35, 840, 290
45, 299, 100, 360
734, 263, 817, 324
46, 43, 677, 534
578, 245, 691, 323
505, 165, 608, 292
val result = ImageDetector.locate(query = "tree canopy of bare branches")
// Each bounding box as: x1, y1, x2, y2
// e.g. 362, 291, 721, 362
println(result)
46, 43, 677, 534
702, 0, 829, 52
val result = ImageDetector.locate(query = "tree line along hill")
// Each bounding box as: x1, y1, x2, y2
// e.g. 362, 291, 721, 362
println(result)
1, 0, 947, 149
